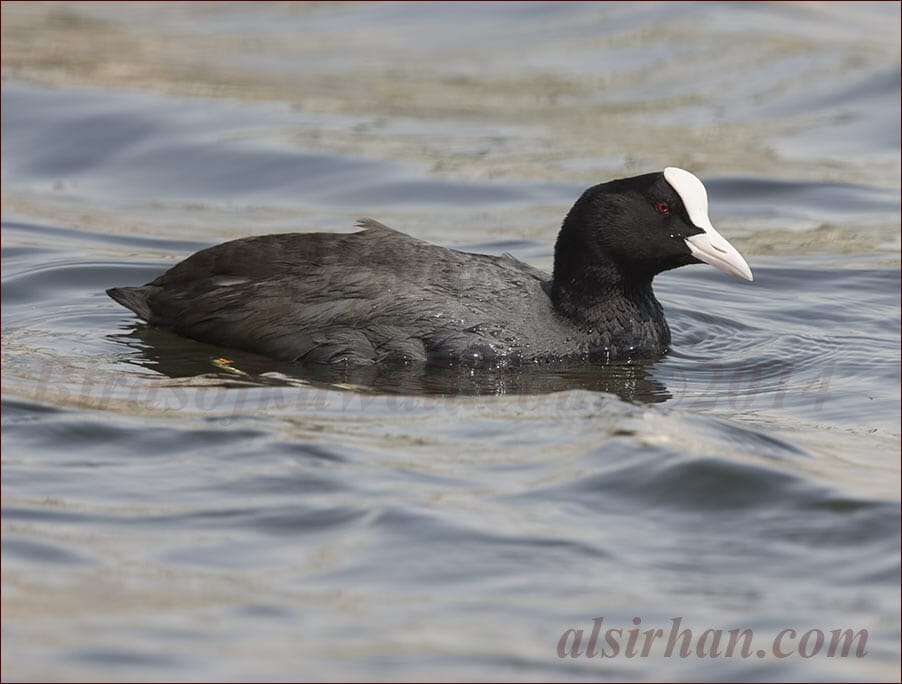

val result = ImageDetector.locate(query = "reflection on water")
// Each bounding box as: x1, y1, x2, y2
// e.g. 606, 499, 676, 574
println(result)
112, 324, 673, 401
2, 1, 900, 682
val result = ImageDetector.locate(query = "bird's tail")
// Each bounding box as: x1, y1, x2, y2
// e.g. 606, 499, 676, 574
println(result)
106, 286, 154, 321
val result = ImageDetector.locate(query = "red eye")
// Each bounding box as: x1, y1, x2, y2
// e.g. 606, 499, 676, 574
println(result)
655, 202, 670, 214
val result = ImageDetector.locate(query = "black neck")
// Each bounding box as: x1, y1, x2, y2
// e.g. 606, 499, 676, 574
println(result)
551, 220, 658, 315
548, 220, 670, 362
550, 266, 657, 324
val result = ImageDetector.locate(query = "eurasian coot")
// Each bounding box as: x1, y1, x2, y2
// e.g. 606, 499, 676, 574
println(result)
108, 167, 752, 366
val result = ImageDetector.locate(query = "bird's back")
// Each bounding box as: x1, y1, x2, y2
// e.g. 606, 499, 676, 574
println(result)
108, 221, 562, 365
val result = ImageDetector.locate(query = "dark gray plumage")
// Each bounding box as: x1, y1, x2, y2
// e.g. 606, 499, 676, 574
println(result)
107, 169, 752, 366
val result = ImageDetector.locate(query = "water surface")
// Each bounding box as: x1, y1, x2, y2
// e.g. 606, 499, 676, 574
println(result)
2, 2, 900, 681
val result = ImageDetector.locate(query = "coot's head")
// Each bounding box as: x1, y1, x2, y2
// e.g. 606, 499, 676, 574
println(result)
553, 167, 752, 290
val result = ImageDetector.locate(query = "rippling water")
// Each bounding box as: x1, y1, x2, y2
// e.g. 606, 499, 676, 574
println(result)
2, 2, 900, 681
